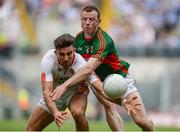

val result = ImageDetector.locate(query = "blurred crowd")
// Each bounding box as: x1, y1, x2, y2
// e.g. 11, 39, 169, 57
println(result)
108, 0, 180, 48
0, 0, 180, 58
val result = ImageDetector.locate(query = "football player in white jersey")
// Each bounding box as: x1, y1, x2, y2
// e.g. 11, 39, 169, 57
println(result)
26, 34, 98, 131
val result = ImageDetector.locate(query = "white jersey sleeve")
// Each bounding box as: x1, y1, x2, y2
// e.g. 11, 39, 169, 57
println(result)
73, 53, 98, 84
41, 49, 56, 81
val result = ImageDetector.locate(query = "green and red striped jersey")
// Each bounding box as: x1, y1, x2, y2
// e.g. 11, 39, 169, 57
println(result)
75, 28, 130, 81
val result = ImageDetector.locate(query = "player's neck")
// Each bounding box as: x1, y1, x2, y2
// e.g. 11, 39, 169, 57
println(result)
84, 34, 94, 41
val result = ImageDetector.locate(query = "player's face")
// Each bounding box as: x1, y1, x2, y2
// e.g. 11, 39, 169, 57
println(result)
81, 10, 101, 37
55, 45, 75, 68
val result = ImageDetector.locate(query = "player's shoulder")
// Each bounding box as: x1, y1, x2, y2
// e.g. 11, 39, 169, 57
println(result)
75, 31, 83, 38
43, 49, 55, 58
74, 52, 84, 60
74, 52, 86, 64
41, 49, 56, 63
75, 31, 84, 42
98, 28, 113, 40
72, 52, 86, 70
97, 28, 114, 48
41, 49, 56, 71
44, 49, 55, 55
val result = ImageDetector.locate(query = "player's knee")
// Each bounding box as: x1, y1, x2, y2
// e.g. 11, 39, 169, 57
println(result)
71, 108, 85, 119
72, 111, 86, 124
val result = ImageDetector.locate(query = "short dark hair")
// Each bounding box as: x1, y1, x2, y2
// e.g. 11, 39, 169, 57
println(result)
54, 33, 74, 49
81, 5, 100, 19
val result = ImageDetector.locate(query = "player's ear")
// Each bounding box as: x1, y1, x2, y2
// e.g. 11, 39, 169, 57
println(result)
98, 19, 101, 23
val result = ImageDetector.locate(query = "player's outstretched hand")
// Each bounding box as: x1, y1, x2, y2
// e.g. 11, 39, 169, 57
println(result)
124, 96, 141, 115
53, 111, 67, 128
50, 84, 67, 101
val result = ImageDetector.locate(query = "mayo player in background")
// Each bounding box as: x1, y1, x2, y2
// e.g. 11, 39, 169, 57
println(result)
26, 34, 98, 131
51, 5, 154, 131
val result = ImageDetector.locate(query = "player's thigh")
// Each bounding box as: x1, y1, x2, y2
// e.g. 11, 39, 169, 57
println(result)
126, 91, 146, 118
26, 106, 54, 130
92, 88, 115, 108
68, 92, 87, 115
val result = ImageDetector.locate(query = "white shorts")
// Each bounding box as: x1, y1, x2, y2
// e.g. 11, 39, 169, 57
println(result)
123, 73, 138, 98
37, 87, 77, 114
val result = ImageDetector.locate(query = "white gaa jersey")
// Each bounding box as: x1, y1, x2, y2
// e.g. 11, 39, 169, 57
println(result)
39, 49, 97, 112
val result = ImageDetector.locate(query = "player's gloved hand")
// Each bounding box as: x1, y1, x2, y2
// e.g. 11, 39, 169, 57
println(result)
50, 84, 68, 101
53, 111, 67, 128
123, 96, 141, 115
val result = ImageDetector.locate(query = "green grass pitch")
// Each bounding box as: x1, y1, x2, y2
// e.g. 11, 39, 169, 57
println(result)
0, 119, 180, 131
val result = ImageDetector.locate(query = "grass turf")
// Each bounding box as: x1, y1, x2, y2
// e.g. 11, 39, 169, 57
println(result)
0, 119, 180, 131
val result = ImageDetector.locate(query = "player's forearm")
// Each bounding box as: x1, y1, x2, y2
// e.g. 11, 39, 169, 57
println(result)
64, 64, 94, 88
63, 58, 100, 89
43, 90, 59, 114
42, 81, 59, 114
91, 80, 108, 98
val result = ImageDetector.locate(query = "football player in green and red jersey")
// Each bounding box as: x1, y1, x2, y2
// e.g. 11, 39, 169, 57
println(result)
51, 5, 154, 131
